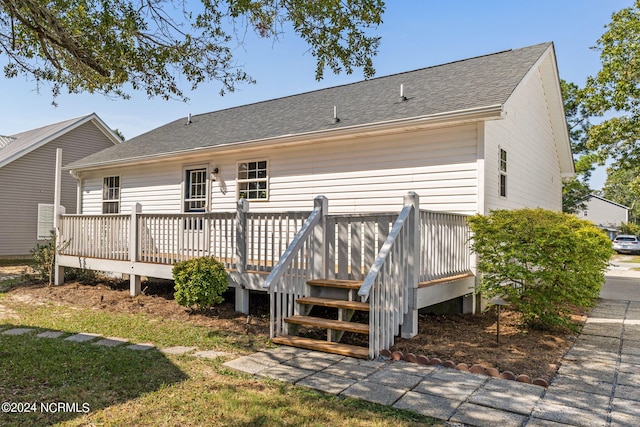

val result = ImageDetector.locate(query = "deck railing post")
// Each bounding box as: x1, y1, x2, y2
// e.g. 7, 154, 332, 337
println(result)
129, 203, 142, 296
312, 196, 328, 279
401, 192, 420, 338
235, 198, 250, 313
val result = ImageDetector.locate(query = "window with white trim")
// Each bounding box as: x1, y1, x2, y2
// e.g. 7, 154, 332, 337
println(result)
102, 176, 120, 214
237, 160, 268, 200
184, 168, 207, 212
499, 148, 507, 198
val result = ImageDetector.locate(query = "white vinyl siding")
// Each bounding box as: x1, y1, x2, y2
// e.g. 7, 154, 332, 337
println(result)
80, 124, 480, 216
483, 53, 562, 213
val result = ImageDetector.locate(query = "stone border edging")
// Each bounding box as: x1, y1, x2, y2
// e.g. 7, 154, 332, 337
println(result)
379, 349, 550, 388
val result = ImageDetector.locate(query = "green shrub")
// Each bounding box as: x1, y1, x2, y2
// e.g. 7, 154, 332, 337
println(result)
172, 256, 228, 310
468, 208, 613, 330
31, 231, 72, 286
31, 237, 57, 285
31, 231, 95, 286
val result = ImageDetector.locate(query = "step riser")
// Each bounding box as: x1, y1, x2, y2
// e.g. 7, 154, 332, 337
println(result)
274, 278, 370, 359
285, 315, 368, 334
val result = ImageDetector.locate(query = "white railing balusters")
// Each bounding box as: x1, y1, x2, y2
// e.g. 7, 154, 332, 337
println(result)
418, 210, 471, 283
262, 197, 327, 338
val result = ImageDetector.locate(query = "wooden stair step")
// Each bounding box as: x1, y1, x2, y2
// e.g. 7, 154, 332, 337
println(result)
307, 279, 363, 290
297, 296, 370, 311
272, 335, 369, 359
285, 315, 369, 334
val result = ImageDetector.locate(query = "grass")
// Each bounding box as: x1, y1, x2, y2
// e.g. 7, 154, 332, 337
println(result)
0, 291, 441, 426
5, 302, 269, 353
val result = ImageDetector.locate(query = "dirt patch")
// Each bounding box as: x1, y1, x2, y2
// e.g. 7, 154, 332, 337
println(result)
0, 266, 583, 381
390, 308, 584, 382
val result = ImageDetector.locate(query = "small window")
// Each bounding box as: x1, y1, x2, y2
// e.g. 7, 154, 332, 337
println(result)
237, 160, 268, 200
184, 168, 207, 212
499, 149, 507, 198
102, 176, 120, 214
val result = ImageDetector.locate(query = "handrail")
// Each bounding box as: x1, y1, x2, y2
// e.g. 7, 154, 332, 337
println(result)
357, 205, 412, 300
356, 193, 417, 359
262, 196, 327, 339
262, 207, 322, 290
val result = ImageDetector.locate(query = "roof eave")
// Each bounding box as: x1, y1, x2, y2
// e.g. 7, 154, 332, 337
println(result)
0, 113, 119, 169
65, 104, 504, 172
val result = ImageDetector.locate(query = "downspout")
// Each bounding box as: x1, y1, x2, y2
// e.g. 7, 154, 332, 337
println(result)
69, 169, 82, 214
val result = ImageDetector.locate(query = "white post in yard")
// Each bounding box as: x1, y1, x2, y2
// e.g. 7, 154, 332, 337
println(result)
235, 198, 250, 313
129, 203, 142, 296
401, 191, 420, 338
53, 149, 65, 286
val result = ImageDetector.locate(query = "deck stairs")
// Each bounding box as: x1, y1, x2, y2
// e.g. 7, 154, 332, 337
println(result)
270, 279, 370, 359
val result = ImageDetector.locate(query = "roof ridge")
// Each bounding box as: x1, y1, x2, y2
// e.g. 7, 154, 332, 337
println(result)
187, 42, 553, 122
9, 113, 95, 137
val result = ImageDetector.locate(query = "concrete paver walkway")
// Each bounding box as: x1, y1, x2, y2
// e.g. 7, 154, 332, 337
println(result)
223, 267, 640, 427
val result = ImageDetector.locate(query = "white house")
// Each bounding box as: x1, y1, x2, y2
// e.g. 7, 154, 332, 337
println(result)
0, 114, 120, 257
576, 194, 630, 239
56, 42, 573, 358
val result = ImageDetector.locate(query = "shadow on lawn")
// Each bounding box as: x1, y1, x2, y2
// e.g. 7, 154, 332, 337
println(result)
0, 325, 188, 426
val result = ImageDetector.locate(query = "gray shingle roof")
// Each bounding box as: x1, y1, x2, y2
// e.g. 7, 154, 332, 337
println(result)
0, 115, 92, 168
67, 42, 553, 169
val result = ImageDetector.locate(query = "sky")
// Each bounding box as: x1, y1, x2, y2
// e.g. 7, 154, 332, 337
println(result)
0, 1, 633, 188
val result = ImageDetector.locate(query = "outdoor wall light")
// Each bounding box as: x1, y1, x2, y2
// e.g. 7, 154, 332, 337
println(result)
210, 167, 220, 181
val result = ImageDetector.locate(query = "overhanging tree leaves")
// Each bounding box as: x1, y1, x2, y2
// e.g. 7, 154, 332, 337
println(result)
601, 162, 640, 224
0, 0, 384, 101
560, 80, 594, 213
583, 0, 640, 166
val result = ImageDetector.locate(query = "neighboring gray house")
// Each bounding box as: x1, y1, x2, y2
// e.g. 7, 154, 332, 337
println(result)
577, 194, 630, 239
0, 114, 120, 257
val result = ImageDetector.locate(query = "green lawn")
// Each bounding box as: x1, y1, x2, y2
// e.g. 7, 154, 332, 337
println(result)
0, 290, 440, 427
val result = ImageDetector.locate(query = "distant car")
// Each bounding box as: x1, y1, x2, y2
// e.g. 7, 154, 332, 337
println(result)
612, 235, 640, 255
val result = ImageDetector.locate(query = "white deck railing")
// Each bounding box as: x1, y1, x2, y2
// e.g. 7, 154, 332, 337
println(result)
358, 193, 419, 358
245, 212, 310, 272
325, 213, 396, 280
419, 210, 472, 283
262, 197, 326, 338
58, 204, 310, 273
136, 212, 236, 267
59, 214, 131, 260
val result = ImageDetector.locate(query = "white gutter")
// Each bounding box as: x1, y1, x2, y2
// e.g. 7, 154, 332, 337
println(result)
65, 104, 504, 172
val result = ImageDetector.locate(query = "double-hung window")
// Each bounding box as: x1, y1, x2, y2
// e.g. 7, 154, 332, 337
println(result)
184, 168, 207, 212
499, 148, 507, 198
102, 176, 120, 214
237, 160, 268, 200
